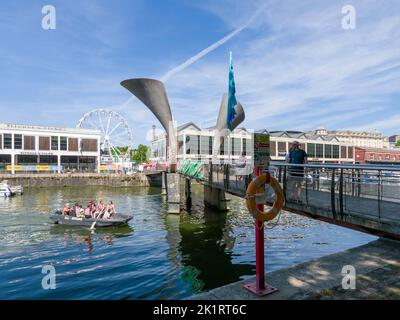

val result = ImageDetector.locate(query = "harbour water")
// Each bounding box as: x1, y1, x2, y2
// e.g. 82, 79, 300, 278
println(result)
0, 186, 375, 300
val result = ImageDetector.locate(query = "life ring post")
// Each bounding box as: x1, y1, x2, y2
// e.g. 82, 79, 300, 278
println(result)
243, 166, 279, 296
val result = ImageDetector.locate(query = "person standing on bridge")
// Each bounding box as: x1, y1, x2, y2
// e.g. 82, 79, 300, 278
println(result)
286, 141, 308, 201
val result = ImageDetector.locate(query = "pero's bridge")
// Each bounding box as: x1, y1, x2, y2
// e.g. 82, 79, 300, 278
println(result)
178, 161, 400, 239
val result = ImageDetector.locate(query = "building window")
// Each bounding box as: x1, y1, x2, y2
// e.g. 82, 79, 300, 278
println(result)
68, 138, 78, 151
51, 136, 59, 151
60, 136, 67, 151
341, 146, 347, 158
14, 134, 22, 149
316, 144, 324, 158
200, 136, 210, 156
220, 138, 225, 156
378, 154, 382, 160
370, 154, 375, 160
242, 138, 247, 156
348, 146, 354, 159
81, 139, 98, 152
324, 145, 332, 158
0, 134, 2, 149
209, 136, 213, 155
269, 140, 276, 157
231, 138, 235, 155
333, 145, 339, 159
24, 136, 35, 150
39, 136, 50, 150
4, 134, 12, 149
278, 142, 286, 156
307, 143, 316, 157
386, 154, 390, 160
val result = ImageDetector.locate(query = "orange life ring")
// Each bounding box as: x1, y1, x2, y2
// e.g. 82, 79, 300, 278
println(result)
245, 172, 284, 222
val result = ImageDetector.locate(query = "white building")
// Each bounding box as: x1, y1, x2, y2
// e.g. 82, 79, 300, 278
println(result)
150, 123, 355, 164
0, 123, 101, 174
313, 127, 389, 149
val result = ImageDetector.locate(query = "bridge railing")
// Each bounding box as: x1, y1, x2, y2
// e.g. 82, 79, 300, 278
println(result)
270, 163, 400, 226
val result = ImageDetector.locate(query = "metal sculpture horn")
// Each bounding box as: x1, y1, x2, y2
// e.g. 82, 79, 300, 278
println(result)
212, 93, 245, 158
120, 78, 177, 169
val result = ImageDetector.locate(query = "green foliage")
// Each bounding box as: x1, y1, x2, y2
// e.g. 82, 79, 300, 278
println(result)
131, 144, 150, 164
396, 140, 400, 147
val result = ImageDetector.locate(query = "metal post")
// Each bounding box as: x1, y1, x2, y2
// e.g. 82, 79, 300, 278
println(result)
244, 166, 278, 296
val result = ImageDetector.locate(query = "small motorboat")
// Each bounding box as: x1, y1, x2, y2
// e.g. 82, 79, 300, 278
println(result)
50, 210, 133, 228
0, 183, 14, 197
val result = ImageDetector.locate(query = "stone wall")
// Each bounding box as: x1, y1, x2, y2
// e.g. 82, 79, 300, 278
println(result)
0, 173, 162, 188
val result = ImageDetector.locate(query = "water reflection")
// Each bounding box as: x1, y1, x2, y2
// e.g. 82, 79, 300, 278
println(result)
178, 208, 254, 291
49, 225, 134, 252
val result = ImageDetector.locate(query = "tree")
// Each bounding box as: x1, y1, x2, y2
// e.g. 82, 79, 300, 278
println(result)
131, 144, 150, 164
396, 140, 400, 147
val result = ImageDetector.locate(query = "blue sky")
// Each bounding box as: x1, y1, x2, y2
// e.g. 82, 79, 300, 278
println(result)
0, 0, 399, 146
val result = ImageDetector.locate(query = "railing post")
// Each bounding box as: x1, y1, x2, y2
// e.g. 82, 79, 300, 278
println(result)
331, 168, 336, 219
339, 168, 344, 218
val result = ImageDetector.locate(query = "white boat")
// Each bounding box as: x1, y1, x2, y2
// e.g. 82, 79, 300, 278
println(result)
0, 180, 23, 196
0, 184, 13, 197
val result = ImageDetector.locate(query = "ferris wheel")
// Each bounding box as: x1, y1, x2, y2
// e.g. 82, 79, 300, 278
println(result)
77, 109, 133, 162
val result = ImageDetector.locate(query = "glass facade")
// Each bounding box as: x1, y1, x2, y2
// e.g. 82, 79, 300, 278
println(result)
3, 134, 12, 149
51, 136, 59, 150
14, 134, 22, 149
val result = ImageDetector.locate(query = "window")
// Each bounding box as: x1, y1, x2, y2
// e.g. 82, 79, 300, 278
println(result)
220, 138, 225, 156
316, 144, 324, 158
269, 140, 276, 157
0, 134, 2, 149
60, 137, 67, 151
24, 136, 35, 150
39, 136, 50, 150
185, 135, 199, 155
200, 136, 210, 156
341, 146, 347, 158
178, 135, 184, 155
307, 143, 316, 157
68, 138, 78, 151
51, 136, 59, 151
278, 142, 286, 156
242, 138, 247, 156
333, 145, 339, 159
324, 145, 332, 159
386, 154, 390, 160
3, 134, 12, 149
209, 137, 213, 155
14, 134, 22, 149
370, 153, 375, 160
231, 138, 241, 156
348, 146, 354, 159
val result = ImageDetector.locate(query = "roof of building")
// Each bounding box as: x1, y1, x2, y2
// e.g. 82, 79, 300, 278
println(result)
0, 123, 100, 135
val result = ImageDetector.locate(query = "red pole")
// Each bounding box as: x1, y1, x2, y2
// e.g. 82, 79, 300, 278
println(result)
244, 166, 278, 296
255, 166, 265, 291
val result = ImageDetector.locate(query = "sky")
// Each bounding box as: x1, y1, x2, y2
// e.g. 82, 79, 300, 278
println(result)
0, 0, 399, 147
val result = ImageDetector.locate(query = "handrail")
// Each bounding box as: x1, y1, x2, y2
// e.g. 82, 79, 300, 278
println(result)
270, 162, 400, 172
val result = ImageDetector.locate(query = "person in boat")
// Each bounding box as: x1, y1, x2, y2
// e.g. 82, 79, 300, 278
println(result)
63, 203, 71, 216
90, 202, 97, 216
103, 200, 115, 219
95, 200, 106, 219
84, 205, 92, 219
74, 203, 81, 217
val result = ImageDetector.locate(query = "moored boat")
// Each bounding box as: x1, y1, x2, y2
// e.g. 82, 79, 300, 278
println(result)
0, 184, 14, 197
50, 210, 133, 228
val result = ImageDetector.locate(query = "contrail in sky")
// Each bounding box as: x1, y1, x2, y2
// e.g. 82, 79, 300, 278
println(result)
161, 5, 266, 82
119, 6, 266, 109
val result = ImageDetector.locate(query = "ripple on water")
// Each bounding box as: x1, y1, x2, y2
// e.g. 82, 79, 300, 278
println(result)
0, 186, 376, 299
